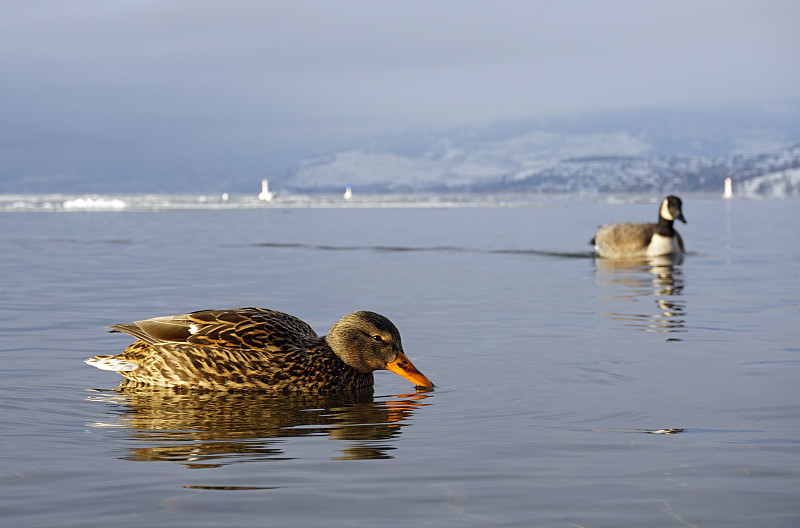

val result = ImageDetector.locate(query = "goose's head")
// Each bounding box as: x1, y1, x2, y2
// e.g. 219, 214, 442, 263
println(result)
660, 195, 686, 223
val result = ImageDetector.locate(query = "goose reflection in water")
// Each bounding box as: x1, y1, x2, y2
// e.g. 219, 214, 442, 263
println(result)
87, 384, 432, 465
593, 254, 687, 338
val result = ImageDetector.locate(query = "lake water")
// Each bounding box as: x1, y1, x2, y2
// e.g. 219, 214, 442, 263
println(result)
1, 195, 798, 527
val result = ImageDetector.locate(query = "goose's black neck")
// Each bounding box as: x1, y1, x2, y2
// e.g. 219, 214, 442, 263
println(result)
655, 215, 676, 237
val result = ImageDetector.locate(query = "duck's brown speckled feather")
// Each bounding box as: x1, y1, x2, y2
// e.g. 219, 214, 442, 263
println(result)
116, 339, 372, 391
93, 308, 373, 392
115, 308, 318, 349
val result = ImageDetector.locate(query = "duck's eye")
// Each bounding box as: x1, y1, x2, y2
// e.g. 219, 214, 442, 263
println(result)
372, 335, 384, 342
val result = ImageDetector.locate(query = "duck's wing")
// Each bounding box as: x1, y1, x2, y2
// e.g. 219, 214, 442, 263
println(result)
111, 308, 319, 350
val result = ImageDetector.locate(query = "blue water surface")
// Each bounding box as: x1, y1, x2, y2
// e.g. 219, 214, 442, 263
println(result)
1, 196, 798, 527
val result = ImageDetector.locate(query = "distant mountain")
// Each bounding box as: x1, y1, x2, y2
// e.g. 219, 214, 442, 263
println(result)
285, 100, 800, 197
288, 131, 652, 191
479, 143, 800, 196
2, 99, 799, 196
737, 167, 800, 198
287, 135, 800, 197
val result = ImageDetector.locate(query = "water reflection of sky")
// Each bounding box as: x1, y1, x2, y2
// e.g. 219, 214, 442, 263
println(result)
593, 255, 686, 339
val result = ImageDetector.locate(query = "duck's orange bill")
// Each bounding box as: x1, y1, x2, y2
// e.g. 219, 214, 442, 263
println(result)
386, 351, 434, 388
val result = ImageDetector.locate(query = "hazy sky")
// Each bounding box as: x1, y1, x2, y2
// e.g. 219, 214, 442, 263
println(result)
2, 0, 799, 190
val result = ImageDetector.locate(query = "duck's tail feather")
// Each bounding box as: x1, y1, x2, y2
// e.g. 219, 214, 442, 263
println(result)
85, 355, 138, 372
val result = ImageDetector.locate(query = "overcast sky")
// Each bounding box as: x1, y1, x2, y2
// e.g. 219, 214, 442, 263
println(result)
2, 0, 799, 191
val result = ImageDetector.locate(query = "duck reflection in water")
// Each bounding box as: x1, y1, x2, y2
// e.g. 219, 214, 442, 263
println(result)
593, 254, 687, 338
87, 384, 432, 465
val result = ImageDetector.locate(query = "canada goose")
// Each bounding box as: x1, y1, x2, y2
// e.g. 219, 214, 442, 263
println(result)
86, 308, 433, 392
590, 196, 686, 259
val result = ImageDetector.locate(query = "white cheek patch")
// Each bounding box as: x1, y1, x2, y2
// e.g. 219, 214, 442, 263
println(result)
659, 199, 674, 221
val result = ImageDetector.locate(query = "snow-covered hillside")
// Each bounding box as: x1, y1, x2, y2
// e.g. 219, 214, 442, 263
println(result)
290, 131, 651, 190
737, 168, 800, 198
287, 129, 800, 197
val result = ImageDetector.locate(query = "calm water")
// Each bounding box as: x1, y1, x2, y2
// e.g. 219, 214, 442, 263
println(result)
1, 196, 798, 527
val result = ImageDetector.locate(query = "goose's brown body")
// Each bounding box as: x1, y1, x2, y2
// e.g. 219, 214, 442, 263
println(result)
591, 222, 685, 259
591, 196, 687, 259
86, 308, 432, 392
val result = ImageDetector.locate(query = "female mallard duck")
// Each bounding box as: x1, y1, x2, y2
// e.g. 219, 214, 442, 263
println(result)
85, 308, 433, 392
591, 195, 687, 259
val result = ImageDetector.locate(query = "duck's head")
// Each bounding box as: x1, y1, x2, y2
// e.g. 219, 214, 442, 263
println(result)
660, 195, 686, 224
326, 311, 433, 388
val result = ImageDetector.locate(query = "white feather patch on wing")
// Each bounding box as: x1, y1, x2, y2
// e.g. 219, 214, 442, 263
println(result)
85, 356, 138, 372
